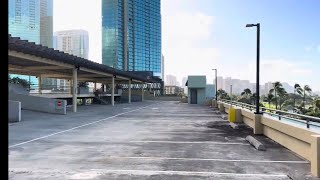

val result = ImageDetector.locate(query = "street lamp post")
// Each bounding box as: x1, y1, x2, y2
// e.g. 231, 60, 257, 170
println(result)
212, 69, 218, 102
246, 23, 261, 114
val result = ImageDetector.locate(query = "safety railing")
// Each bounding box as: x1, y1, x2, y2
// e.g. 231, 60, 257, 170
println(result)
219, 99, 320, 129
28, 85, 98, 95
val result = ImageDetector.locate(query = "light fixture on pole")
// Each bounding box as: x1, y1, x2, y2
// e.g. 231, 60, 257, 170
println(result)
246, 23, 261, 114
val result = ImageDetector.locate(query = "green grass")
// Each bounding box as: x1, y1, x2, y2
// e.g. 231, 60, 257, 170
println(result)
262, 102, 276, 109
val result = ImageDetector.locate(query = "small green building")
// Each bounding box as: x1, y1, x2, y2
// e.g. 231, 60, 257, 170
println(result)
186, 75, 215, 105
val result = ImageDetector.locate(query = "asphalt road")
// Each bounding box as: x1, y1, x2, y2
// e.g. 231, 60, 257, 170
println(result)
9, 101, 318, 179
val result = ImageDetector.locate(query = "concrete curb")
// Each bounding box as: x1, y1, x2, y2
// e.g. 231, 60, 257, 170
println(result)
245, 135, 266, 151
229, 122, 239, 129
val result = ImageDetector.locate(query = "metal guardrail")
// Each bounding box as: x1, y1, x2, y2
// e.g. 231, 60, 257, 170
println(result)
219, 99, 320, 129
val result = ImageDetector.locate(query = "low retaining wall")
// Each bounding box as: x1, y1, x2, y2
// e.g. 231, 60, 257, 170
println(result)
8, 100, 21, 122
9, 93, 67, 115
217, 101, 320, 177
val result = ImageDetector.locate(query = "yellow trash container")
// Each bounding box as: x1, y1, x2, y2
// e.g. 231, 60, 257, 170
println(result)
228, 106, 236, 122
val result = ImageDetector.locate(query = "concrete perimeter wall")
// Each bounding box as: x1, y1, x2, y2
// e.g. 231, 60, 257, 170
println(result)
217, 101, 320, 177
9, 100, 21, 122
9, 93, 67, 115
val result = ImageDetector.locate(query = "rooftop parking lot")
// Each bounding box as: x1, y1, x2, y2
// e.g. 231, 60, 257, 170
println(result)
9, 101, 319, 179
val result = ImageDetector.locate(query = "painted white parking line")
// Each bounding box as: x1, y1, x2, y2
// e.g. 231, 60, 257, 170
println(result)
107, 131, 225, 135
106, 156, 309, 164
9, 103, 158, 148
85, 169, 289, 178
123, 141, 250, 145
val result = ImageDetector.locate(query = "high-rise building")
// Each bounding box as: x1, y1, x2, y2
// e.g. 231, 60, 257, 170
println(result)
102, 0, 162, 77
217, 76, 223, 90
54, 30, 89, 89
9, 0, 40, 86
9, 0, 40, 44
40, 0, 53, 48
165, 75, 178, 86
39, 0, 56, 88
161, 54, 165, 80
54, 30, 89, 59
264, 82, 273, 95
223, 77, 232, 93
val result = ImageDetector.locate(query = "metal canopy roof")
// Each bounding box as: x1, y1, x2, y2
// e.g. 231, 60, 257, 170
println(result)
8, 34, 160, 83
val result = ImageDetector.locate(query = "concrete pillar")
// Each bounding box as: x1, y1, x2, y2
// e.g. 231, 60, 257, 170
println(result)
234, 108, 243, 123
141, 83, 144, 101
38, 76, 42, 94
111, 76, 115, 106
212, 99, 217, 108
253, 114, 263, 134
128, 80, 131, 104
311, 135, 320, 177
69, 80, 73, 94
94, 82, 97, 91
72, 67, 78, 112
218, 102, 225, 112
82, 98, 86, 105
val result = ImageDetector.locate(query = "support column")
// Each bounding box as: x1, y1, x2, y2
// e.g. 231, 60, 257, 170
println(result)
69, 80, 72, 94
141, 83, 144, 101
253, 114, 263, 134
111, 75, 115, 106
128, 79, 131, 104
38, 76, 42, 94
311, 135, 320, 177
94, 82, 97, 91
72, 67, 78, 112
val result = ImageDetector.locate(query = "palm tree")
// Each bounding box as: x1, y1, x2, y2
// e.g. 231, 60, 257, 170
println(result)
315, 98, 320, 110
251, 93, 257, 105
293, 83, 303, 109
217, 89, 228, 99
269, 81, 283, 109
277, 87, 287, 110
241, 88, 252, 98
264, 93, 274, 108
303, 85, 312, 109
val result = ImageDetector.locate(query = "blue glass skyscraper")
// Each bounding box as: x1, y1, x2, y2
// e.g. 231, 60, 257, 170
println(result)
102, 0, 162, 77
9, 0, 40, 86
9, 0, 40, 44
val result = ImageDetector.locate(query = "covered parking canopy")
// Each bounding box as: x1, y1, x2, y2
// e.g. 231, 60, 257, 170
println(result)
8, 34, 159, 112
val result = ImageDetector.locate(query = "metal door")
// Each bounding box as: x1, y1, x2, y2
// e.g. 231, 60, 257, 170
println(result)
190, 89, 197, 104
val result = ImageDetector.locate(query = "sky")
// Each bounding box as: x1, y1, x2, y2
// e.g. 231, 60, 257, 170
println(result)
53, 0, 320, 91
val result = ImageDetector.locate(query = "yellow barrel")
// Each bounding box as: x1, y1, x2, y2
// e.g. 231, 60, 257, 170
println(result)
228, 107, 236, 122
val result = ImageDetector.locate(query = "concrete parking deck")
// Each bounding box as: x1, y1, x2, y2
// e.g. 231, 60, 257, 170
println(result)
9, 101, 319, 179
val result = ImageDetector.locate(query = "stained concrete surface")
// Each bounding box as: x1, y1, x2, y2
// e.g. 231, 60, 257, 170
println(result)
9, 101, 319, 179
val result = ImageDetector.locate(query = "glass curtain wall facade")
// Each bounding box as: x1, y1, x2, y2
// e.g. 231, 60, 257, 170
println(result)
102, 0, 124, 70
9, 0, 40, 86
102, 0, 161, 77
9, 0, 40, 43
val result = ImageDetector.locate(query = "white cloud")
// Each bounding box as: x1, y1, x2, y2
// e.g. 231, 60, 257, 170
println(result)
247, 59, 313, 85
162, 1, 218, 84
163, 12, 215, 47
